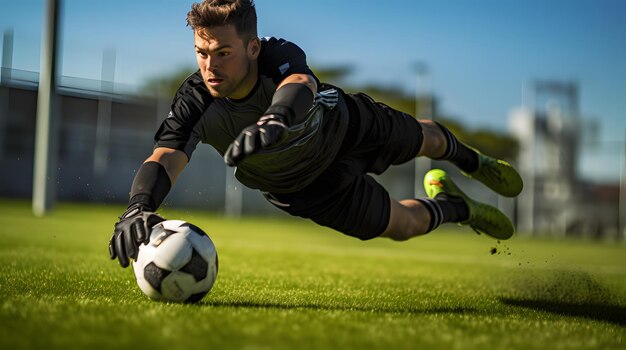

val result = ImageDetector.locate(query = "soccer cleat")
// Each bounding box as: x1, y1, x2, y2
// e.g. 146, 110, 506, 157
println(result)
424, 169, 514, 240
461, 149, 523, 198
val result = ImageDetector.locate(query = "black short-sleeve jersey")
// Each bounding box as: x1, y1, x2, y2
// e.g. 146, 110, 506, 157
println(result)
154, 37, 348, 193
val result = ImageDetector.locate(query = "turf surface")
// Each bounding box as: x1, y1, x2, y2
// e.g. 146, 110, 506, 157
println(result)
0, 199, 625, 349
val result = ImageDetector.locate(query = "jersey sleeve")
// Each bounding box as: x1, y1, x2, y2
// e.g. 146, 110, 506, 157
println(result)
154, 71, 213, 160
258, 37, 319, 86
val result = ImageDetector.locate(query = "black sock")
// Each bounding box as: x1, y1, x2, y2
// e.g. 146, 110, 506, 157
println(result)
433, 122, 479, 173
416, 198, 444, 233
417, 195, 469, 233
434, 193, 469, 223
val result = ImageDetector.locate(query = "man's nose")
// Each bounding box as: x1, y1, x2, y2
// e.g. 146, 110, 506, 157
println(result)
206, 57, 217, 71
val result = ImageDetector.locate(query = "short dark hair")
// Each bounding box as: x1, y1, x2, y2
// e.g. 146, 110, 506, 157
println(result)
187, 0, 258, 43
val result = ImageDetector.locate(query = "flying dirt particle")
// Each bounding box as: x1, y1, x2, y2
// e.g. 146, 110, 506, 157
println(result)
490, 247, 498, 255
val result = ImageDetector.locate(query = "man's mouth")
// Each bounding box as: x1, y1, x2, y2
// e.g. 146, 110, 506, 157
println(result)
207, 78, 223, 86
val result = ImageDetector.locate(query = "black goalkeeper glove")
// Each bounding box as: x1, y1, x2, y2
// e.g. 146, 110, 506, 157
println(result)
224, 114, 287, 166
108, 203, 165, 268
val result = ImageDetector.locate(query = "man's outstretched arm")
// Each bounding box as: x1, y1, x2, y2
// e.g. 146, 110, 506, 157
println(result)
109, 147, 188, 267
144, 147, 189, 185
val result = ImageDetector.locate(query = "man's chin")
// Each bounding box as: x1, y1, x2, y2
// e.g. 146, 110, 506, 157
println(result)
209, 91, 226, 98
206, 84, 229, 98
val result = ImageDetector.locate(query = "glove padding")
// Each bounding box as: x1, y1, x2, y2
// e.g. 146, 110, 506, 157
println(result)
224, 114, 287, 166
108, 204, 165, 268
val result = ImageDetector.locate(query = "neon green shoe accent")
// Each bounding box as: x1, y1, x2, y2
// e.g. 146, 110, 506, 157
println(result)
424, 169, 515, 240
461, 150, 523, 198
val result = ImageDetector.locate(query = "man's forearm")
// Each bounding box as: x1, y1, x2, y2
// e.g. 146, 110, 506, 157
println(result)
128, 161, 172, 211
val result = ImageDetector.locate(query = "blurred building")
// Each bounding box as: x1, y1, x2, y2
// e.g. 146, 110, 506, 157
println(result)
509, 81, 622, 239
0, 65, 283, 215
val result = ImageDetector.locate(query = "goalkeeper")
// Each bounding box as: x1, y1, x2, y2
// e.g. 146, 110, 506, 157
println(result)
109, 0, 523, 267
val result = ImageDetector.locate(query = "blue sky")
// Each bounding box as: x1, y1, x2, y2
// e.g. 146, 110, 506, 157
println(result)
1, 0, 625, 180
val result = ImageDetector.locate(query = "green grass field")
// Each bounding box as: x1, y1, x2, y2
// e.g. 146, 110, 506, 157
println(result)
0, 199, 625, 349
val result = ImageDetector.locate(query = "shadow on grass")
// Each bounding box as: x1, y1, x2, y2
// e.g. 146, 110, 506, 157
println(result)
500, 269, 626, 326
202, 299, 479, 316
500, 298, 626, 326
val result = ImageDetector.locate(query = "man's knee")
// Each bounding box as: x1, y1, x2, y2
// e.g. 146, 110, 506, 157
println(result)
417, 120, 446, 158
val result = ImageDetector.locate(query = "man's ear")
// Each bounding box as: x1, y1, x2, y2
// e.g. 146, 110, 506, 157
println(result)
247, 37, 261, 59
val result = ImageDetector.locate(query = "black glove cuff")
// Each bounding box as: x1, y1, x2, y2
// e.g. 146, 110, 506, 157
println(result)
128, 161, 172, 212
258, 114, 286, 124
120, 202, 150, 219
264, 83, 314, 125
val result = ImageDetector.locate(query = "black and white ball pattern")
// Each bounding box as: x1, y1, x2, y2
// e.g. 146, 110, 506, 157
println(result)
132, 220, 218, 303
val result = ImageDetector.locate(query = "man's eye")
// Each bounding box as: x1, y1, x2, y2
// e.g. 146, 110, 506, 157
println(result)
219, 52, 230, 57
196, 51, 207, 58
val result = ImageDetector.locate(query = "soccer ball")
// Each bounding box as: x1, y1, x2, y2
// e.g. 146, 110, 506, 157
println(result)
132, 220, 218, 303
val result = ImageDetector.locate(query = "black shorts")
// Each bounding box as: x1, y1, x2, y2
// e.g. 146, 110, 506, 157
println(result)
264, 92, 424, 240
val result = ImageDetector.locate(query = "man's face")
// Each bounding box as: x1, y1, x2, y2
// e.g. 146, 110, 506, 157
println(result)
194, 25, 260, 99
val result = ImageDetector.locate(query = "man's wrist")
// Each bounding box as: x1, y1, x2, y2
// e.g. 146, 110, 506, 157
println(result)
262, 107, 291, 123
